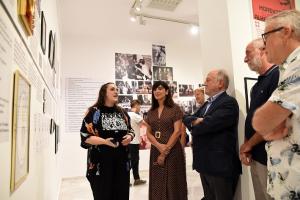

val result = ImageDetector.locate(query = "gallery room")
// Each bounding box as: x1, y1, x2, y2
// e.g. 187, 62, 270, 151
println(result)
1, 0, 300, 200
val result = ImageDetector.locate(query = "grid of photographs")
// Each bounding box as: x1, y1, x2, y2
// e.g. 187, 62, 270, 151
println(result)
114, 45, 200, 149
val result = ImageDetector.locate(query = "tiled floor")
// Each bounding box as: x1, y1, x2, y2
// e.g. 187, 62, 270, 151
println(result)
59, 166, 203, 200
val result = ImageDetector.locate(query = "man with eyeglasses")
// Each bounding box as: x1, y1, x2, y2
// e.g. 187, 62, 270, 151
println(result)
241, 38, 279, 200
252, 10, 300, 199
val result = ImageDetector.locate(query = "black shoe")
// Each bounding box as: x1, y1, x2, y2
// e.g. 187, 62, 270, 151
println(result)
133, 179, 146, 185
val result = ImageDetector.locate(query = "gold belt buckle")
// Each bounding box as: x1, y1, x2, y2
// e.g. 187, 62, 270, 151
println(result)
155, 131, 161, 139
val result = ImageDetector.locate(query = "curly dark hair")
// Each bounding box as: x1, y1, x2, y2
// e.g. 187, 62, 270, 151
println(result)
150, 81, 174, 110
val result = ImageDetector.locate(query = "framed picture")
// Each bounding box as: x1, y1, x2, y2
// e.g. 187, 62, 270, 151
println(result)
10, 71, 31, 193
244, 77, 258, 113
54, 123, 58, 154
48, 30, 55, 68
17, 0, 35, 36
40, 11, 46, 54
50, 118, 55, 134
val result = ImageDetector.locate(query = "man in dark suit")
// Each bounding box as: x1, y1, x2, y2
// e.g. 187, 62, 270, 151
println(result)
183, 69, 241, 200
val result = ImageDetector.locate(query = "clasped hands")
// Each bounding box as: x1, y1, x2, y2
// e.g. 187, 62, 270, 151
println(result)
239, 142, 252, 166
191, 117, 203, 126
85, 122, 131, 148
154, 144, 171, 167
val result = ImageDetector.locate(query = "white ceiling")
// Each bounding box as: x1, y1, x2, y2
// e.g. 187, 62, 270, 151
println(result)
58, 0, 199, 43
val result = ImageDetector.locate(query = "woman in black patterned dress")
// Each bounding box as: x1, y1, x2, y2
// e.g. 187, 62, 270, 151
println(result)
80, 82, 134, 200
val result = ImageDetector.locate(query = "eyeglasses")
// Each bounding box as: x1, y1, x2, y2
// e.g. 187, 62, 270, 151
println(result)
261, 27, 284, 44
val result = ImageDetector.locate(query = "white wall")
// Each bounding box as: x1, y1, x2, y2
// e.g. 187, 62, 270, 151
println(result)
0, 0, 62, 200
60, 35, 203, 178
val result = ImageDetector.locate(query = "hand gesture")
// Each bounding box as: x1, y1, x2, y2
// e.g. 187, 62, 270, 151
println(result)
157, 143, 170, 155
240, 152, 252, 166
105, 138, 119, 148
157, 154, 166, 166
121, 134, 132, 146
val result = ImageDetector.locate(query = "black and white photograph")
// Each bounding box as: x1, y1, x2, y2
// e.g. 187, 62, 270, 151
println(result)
137, 94, 151, 106
118, 95, 133, 108
116, 80, 138, 94
179, 84, 194, 97
177, 99, 194, 115
152, 44, 166, 66
153, 66, 173, 81
137, 81, 152, 94
115, 53, 152, 80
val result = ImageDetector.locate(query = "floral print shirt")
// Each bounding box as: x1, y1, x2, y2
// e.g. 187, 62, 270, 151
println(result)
266, 47, 300, 199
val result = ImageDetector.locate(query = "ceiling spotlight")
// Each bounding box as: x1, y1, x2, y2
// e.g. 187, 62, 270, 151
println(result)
190, 25, 199, 35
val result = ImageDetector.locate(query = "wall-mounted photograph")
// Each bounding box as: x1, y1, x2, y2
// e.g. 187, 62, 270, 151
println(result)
152, 44, 166, 66
118, 95, 133, 108
48, 30, 55, 68
179, 84, 194, 97
10, 71, 31, 193
18, 0, 35, 36
137, 81, 152, 94
153, 66, 173, 81
137, 94, 151, 106
116, 80, 138, 94
115, 53, 152, 80
177, 99, 195, 115
40, 11, 46, 54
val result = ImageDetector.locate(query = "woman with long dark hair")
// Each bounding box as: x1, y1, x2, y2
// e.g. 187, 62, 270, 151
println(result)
144, 81, 187, 200
80, 82, 134, 200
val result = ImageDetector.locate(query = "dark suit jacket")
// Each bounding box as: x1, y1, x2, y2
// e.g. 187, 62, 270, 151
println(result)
183, 92, 242, 178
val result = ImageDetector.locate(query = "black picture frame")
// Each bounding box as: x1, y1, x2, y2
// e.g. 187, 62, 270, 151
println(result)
48, 30, 55, 68
40, 11, 46, 55
244, 77, 258, 113
54, 123, 58, 154
50, 118, 55, 134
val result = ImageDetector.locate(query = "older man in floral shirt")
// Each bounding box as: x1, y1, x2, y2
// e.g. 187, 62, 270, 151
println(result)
253, 10, 300, 199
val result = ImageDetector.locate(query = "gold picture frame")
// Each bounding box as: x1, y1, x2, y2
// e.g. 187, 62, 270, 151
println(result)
10, 71, 31, 193
17, 0, 35, 36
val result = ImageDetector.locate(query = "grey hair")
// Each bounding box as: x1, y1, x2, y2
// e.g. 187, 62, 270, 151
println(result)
251, 38, 265, 50
266, 10, 300, 41
216, 69, 229, 90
